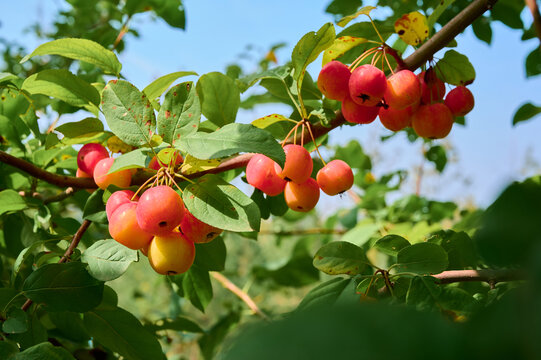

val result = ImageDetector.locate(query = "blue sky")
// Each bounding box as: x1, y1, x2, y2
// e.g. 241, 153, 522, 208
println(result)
2, 0, 541, 208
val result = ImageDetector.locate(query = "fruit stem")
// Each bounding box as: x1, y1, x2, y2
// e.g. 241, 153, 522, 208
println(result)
305, 121, 327, 166
131, 173, 158, 200
383, 47, 395, 75
284, 80, 304, 118
368, 15, 386, 44
294, 124, 298, 145
349, 47, 379, 71
164, 171, 184, 193
301, 123, 305, 147
281, 121, 302, 146
174, 173, 196, 185
382, 44, 407, 71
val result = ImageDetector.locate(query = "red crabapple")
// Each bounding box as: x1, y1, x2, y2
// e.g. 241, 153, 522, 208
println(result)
106, 190, 139, 221
316, 160, 354, 196
379, 105, 415, 132
147, 232, 195, 275
418, 70, 446, 104
341, 96, 380, 124
412, 103, 454, 139
77, 143, 109, 175
349, 65, 387, 106
284, 178, 320, 212
276, 144, 313, 184
93, 157, 132, 190
179, 207, 223, 243
384, 70, 421, 109
136, 185, 185, 236
444, 86, 474, 116
246, 154, 286, 196
109, 202, 153, 250
317, 61, 351, 101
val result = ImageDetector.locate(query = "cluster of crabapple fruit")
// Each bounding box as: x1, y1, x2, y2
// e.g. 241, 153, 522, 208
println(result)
76, 143, 222, 275
246, 143, 354, 212
317, 61, 475, 139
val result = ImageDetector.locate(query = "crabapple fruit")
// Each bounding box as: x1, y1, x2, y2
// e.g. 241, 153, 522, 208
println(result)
109, 202, 153, 250
379, 105, 415, 132
418, 70, 446, 104
412, 103, 454, 139
284, 178, 320, 212
384, 70, 421, 109
317, 60, 351, 101
136, 185, 185, 236
149, 151, 184, 170
444, 86, 474, 117
349, 65, 387, 106
179, 207, 223, 243
106, 190, 139, 221
246, 154, 286, 196
77, 143, 109, 175
276, 144, 313, 184
316, 160, 354, 196
147, 232, 195, 275
341, 96, 380, 124
93, 157, 132, 190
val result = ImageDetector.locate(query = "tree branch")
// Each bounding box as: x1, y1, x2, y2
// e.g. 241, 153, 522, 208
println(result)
210, 271, 269, 321
21, 219, 92, 312
0, 0, 497, 189
0, 151, 97, 189
432, 269, 525, 285
401, 0, 499, 71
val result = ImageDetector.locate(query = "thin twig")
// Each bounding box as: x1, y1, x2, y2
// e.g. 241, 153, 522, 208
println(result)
21, 219, 93, 312
258, 228, 347, 236
210, 272, 269, 321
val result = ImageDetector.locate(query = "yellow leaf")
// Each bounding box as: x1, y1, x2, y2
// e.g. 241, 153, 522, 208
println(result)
252, 114, 291, 129
394, 11, 429, 46
107, 135, 134, 154
180, 154, 222, 175
337, 6, 377, 27
322, 36, 368, 66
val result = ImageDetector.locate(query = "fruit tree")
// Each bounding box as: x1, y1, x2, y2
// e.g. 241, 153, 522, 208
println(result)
1, 0, 541, 359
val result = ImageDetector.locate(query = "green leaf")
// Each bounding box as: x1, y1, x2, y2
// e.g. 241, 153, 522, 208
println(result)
196, 72, 240, 127
157, 82, 200, 146
14, 342, 75, 360
9, 312, 48, 350
427, 0, 456, 33
297, 278, 352, 311
22, 69, 100, 109
2, 308, 28, 334
81, 239, 138, 281
252, 114, 292, 130
474, 178, 541, 266
108, 148, 150, 173
0, 190, 26, 215
292, 23, 335, 87
313, 241, 368, 275
0, 115, 25, 150
236, 65, 290, 93
336, 6, 376, 27
322, 36, 368, 65
526, 47, 541, 78
395, 242, 448, 274
102, 80, 156, 147
83, 189, 107, 223
12, 240, 59, 285
435, 50, 476, 86
22, 262, 104, 312
182, 266, 213, 312
198, 312, 240, 360
513, 102, 541, 125
428, 230, 477, 270
341, 222, 380, 246
56, 117, 104, 137
374, 235, 411, 256
49, 311, 90, 342
194, 237, 226, 271
0, 341, 18, 359
145, 316, 204, 333
21, 38, 121, 75
84, 307, 165, 360
143, 71, 198, 101
152, 0, 186, 29
472, 16, 492, 45
177, 123, 285, 166
0, 72, 18, 84
425, 145, 447, 173
183, 174, 261, 232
